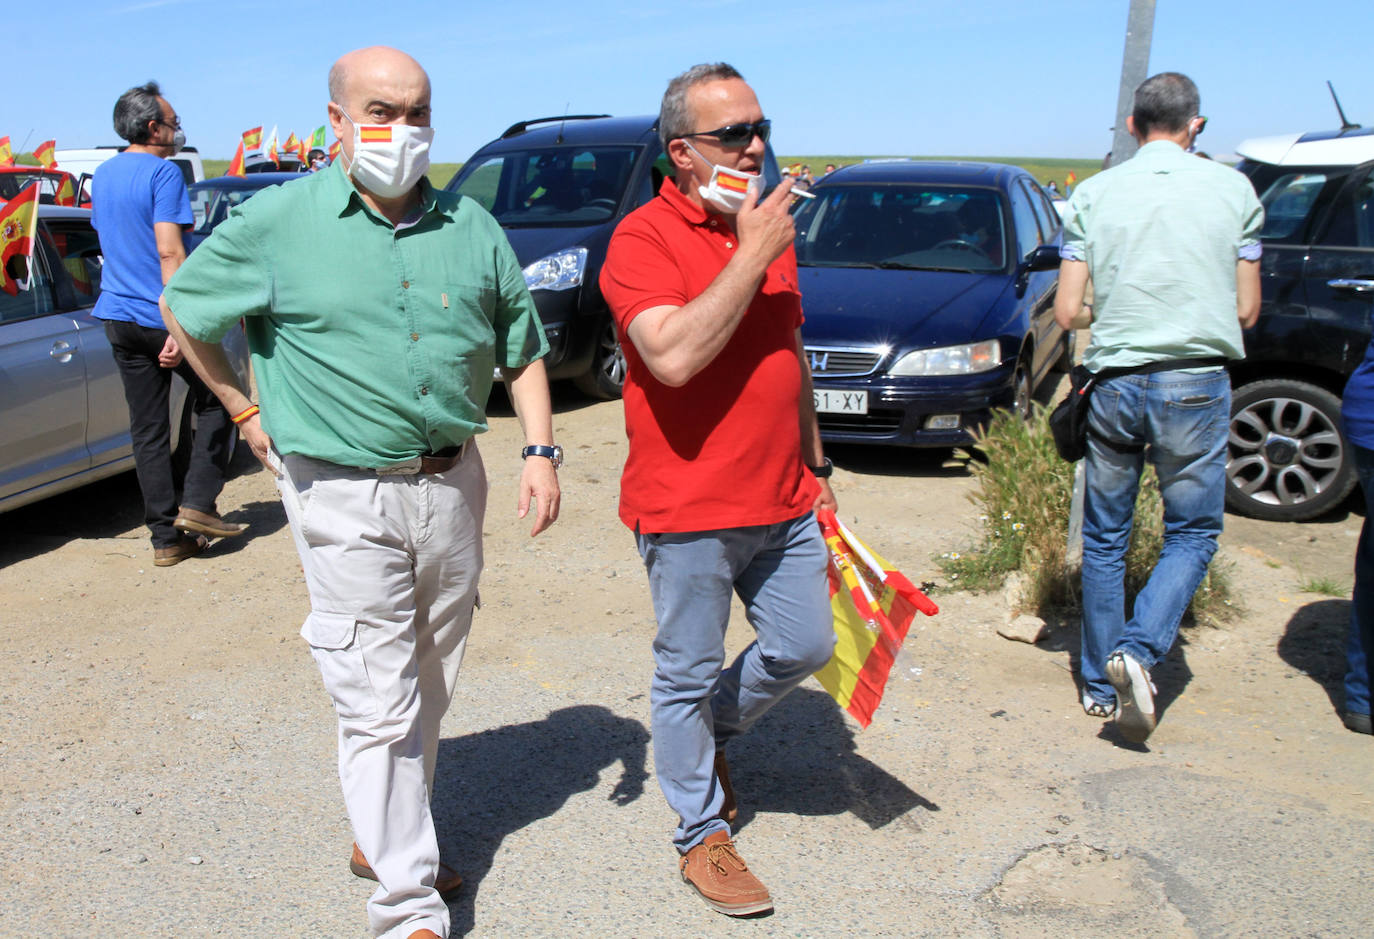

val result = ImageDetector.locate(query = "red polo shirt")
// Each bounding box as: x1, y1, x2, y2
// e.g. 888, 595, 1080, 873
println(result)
600, 181, 819, 533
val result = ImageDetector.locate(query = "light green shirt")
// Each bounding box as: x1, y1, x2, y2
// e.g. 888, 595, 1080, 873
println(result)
1061, 140, 1264, 372
164, 163, 547, 467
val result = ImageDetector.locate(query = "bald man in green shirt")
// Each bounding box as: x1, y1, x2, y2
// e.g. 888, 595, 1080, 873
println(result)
162, 46, 559, 939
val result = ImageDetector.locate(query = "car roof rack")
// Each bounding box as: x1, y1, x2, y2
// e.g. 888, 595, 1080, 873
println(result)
500, 115, 613, 139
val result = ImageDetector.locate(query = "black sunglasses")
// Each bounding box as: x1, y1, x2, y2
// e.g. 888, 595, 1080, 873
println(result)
684, 119, 771, 148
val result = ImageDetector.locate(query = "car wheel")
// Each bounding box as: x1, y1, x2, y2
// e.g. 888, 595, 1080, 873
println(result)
1225, 378, 1356, 521
1010, 360, 1032, 420
1054, 328, 1076, 372
573, 317, 626, 400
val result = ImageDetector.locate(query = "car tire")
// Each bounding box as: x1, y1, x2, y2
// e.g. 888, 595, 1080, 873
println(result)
573, 316, 626, 400
1010, 359, 1033, 420
1225, 378, 1356, 521
1054, 328, 1076, 372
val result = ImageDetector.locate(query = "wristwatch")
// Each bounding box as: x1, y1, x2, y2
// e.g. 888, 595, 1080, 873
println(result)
807, 457, 834, 478
521, 444, 564, 469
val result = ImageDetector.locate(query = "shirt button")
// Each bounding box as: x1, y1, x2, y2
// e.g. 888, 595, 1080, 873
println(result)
709, 220, 717, 227
402, 280, 410, 289
725, 241, 734, 248
410, 333, 419, 341
420, 386, 429, 396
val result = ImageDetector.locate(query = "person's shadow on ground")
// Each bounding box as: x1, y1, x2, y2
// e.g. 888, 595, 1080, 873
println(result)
723, 687, 938, 831
430, 705, 650, 935
1278, 598, 1350, 717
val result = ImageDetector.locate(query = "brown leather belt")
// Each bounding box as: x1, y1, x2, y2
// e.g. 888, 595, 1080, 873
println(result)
372, 440, 469, 476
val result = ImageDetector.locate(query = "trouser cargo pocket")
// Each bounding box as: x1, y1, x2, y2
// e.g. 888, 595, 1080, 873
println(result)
301, 611, 376, 721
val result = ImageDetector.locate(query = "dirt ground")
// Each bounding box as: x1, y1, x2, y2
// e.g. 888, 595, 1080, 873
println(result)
2, 379, 1371, 937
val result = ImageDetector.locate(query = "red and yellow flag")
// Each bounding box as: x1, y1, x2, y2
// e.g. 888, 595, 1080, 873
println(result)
241, 126, 263, 150
813, 509, 938, 728
0, 182, 41, 296
328, 138, 341, 161
358, 126, 392, 144
34, 140, 56, 169
283, 132, 299, 155
226, 141, 246, 177
715, 173, 751, 195
0, 135, 12, 165
55, 173, 76, 207
1066, 171, 1077, 186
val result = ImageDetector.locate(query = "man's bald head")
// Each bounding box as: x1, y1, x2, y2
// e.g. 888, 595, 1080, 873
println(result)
328, 46, 430, 112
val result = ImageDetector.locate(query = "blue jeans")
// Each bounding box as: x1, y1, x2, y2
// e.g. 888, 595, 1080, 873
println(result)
1079, 369, 1230, 706
1344, 443, 1374, 717
635, 512, 835, 852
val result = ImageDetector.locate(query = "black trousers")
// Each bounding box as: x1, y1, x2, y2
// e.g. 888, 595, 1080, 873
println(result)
103, 320, 234, 547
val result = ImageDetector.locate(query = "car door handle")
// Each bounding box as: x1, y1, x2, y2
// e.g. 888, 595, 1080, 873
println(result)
50, 340, 76, 362
1327, 278, 1374, 292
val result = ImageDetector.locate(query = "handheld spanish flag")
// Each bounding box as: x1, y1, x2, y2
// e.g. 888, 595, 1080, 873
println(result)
0, 182, 41, 295
1066, 171, 1077, 186
0, 135, 12, 166
34, 140, 56, 169
813, 509, 937, 728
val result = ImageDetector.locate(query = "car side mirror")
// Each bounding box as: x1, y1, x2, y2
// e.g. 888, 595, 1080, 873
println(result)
1021, 244, 1062, 273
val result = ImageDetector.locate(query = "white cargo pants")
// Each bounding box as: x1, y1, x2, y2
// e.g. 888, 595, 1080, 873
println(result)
274, 444, 487, 939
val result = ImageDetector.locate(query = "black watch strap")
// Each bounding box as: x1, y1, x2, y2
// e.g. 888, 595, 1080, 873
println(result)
808, 457, 834, 479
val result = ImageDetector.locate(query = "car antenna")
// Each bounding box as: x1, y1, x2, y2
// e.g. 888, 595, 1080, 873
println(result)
556, 104, 570, 145
1327, 80, 1360, 131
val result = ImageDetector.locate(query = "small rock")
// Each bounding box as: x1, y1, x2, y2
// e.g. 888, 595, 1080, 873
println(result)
998, 614, 1048, 644
188, 856, 203, 865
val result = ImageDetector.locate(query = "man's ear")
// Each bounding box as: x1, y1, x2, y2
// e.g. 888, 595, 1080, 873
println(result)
666, 138, 694, 175
1125, 115, 1139, 140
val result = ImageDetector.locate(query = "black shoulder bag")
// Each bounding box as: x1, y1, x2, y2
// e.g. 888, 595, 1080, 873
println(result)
1049, 357, 1227, 462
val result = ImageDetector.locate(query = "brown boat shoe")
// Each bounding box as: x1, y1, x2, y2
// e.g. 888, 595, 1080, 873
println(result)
679, 831, 773, 916
350, 843, 463, 899
153, 533, 208, 567
173, 506, 248, 539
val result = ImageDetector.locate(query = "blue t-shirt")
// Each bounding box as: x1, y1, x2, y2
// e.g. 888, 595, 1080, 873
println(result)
91, 152, 192, 328
1343, 340, 1374, 449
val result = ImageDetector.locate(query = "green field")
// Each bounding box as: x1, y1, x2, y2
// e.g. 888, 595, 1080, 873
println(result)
202, 156, 1100, 190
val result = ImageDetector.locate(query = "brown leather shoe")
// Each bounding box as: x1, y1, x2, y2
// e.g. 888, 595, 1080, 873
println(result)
679, 831, 772, 916
174, 506, 248, 539
153, 533, 208, 567
715, 750, 738, 823
350, 843, 462, 898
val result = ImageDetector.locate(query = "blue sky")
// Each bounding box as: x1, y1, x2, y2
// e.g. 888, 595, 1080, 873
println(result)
10, 0, 1370, 164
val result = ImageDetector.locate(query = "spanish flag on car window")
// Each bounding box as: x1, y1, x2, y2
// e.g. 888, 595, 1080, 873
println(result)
328, 139, 341, 161
0, 182, 40, 296
359, 126, 392, 144
241, 126, 263, 151
55, 173, 75, 207
0, 135, 12, 166
227, 141, 246, 177
34, 140, 56, 169
813, 509, 938, 728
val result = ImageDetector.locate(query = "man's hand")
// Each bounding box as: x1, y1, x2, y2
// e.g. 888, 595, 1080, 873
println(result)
734, 179, 797, 266
813, 478, 837, 514
158, 335, 184, 368
517, 456, 560, 537
238, 414, 277, 477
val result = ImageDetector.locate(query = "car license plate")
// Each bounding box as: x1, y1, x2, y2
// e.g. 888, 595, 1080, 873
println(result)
814, 389, 868, 414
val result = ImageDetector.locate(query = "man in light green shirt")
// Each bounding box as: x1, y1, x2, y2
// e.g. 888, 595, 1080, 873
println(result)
162, 46, 559, 939
1053, 72, 1263, 745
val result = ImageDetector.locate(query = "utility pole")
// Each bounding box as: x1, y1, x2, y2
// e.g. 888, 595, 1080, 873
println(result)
1107, 0, 1156, 168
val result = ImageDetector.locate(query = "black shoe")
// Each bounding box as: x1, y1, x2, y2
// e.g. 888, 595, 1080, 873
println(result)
1342, 711, 1372, 735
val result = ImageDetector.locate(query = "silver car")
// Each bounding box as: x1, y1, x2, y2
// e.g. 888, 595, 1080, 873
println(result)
0, 204, 249, 514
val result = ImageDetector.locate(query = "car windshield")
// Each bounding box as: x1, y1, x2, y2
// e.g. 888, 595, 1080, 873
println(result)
450, 146, 641, 226
794, 184, 1008, 273
187, 182, 275, 234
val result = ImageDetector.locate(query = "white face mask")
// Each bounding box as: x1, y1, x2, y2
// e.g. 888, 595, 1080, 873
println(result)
337, 109, 433, 198
685, 140, 762, 214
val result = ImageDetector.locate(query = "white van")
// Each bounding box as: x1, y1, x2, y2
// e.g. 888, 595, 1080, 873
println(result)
55, 146, 206, 201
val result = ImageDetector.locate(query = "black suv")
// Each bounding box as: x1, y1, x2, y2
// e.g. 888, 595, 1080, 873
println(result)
1227, 127, 1374, 521
444, 115, 781, 398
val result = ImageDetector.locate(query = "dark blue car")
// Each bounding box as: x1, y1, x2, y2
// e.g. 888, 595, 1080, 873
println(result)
796, 160, 1068, 447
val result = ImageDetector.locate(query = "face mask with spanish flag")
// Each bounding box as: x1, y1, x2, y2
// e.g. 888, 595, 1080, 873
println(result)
684, 140, 762, 214
337, 109, 433, 199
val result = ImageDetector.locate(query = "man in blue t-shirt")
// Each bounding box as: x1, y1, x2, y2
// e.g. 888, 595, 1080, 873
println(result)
93, 82, 244, 566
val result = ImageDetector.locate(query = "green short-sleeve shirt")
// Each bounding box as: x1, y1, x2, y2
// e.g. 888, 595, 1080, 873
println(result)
164, 163, 547, 467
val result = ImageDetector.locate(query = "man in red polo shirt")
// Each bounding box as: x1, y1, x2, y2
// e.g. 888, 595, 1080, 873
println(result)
600, 62, 835, 916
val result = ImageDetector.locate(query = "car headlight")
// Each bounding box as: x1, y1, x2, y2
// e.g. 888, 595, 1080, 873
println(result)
523, 247, 588, 291
889, 339, 1000, 376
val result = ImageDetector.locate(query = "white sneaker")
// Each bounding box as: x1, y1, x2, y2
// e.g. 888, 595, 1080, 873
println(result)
1106, 651, 1157, 742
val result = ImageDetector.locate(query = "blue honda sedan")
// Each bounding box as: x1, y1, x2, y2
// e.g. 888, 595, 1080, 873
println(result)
796, 160, 1068, 447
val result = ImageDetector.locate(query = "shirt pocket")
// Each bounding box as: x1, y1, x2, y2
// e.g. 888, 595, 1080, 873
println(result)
430, 282, 498, 355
